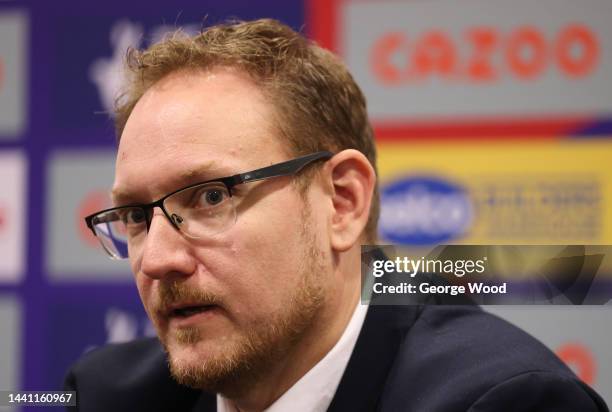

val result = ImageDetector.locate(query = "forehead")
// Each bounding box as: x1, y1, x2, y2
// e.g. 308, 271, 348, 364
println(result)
113, 68, 286, 201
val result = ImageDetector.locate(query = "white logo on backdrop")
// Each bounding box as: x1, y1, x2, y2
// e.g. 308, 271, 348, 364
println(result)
83, 307, 156, 353
89, 20, 143, 116
105, 307, 139, 343
89, 20, 200, 116
104, 307, 157, 343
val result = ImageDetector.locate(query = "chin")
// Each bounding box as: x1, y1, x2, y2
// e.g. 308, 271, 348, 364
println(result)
165, 331, 251, 393
167, 336, 210, 365
164, 324, 221, 361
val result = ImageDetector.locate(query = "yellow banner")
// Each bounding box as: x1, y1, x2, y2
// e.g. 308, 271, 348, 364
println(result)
377, 140, 612, 244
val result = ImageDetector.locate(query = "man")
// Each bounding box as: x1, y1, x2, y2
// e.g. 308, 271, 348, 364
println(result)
65, 19, 608, 412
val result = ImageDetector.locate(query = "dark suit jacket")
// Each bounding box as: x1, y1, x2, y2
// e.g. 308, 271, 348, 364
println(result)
64, 304, 609, 411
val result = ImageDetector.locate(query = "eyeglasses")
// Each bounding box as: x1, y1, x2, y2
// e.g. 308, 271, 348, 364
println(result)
84, 151, 333, 260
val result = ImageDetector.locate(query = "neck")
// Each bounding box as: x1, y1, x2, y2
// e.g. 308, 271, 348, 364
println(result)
225, 249, 362, 412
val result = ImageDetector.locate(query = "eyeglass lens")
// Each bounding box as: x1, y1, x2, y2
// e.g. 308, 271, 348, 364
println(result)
91, 182, 235, 259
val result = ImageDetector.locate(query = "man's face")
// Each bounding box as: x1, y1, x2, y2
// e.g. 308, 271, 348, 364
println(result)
113, 69, 331, 392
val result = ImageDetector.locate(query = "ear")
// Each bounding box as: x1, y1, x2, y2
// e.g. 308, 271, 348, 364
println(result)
326, 149, 376, 252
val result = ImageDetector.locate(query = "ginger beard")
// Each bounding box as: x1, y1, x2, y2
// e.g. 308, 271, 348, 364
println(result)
155, 203, 327, 396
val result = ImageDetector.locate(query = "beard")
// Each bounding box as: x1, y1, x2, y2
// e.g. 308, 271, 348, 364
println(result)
159, 205, 327, 397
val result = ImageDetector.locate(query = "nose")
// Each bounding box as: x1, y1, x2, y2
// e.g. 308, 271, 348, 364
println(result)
138, 208, 196, 280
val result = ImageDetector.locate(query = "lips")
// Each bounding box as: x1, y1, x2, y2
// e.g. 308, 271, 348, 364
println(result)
171, 305, 215, 318
156, 286, 224, 323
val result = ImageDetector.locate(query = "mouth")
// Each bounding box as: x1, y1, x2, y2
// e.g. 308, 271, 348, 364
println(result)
170, 305, 217, 318
161, 303, 224, 328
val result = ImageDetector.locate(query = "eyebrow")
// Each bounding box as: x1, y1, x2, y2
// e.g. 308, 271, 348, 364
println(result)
111, 160, 224, 205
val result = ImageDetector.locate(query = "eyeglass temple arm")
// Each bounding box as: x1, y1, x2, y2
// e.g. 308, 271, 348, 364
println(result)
85, 211, 119, 233
232, 151, 333, 185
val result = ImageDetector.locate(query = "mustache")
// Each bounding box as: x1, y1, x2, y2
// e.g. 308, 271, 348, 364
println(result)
156, 280, 224, 315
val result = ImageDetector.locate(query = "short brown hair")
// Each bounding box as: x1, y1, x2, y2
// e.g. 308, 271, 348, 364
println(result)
115, 18, 379, 243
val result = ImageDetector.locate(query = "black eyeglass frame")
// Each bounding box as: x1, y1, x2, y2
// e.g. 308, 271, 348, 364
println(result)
84, 151, 334, 235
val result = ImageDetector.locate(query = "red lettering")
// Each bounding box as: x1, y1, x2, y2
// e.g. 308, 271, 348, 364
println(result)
371, 32, 407, 85
369, 24, 600, 85
412, 31, 457, 78
466, 28, 498, 81
556, 24, 599, 77
556, 343, 596, 385
506, 27, 547, 79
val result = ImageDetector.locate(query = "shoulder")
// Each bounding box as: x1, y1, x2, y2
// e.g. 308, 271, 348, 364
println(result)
379, 305, 608, 411
64, 338, 209, 412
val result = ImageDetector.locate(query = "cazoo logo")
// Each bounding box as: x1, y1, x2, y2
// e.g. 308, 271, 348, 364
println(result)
371, 24, 598, 84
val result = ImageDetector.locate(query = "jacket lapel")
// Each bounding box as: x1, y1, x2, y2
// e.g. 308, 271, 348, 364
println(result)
190, 391, 217, 411
327, 305, 420, 412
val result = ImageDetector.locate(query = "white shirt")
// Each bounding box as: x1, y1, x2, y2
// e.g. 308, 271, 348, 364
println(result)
217, 302, 369, 412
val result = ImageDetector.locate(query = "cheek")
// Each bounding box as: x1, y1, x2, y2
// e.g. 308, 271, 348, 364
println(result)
217, 203, 308, 312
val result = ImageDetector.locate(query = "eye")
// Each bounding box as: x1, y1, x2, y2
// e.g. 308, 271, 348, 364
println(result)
122, 208, 147, 225
129, 209, 147, 223
182, 185, 231, 210
201, 188, 226, 206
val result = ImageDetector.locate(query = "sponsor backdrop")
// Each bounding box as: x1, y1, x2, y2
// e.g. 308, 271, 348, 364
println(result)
0, 0, 610, 409
311, 0, 612, 404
